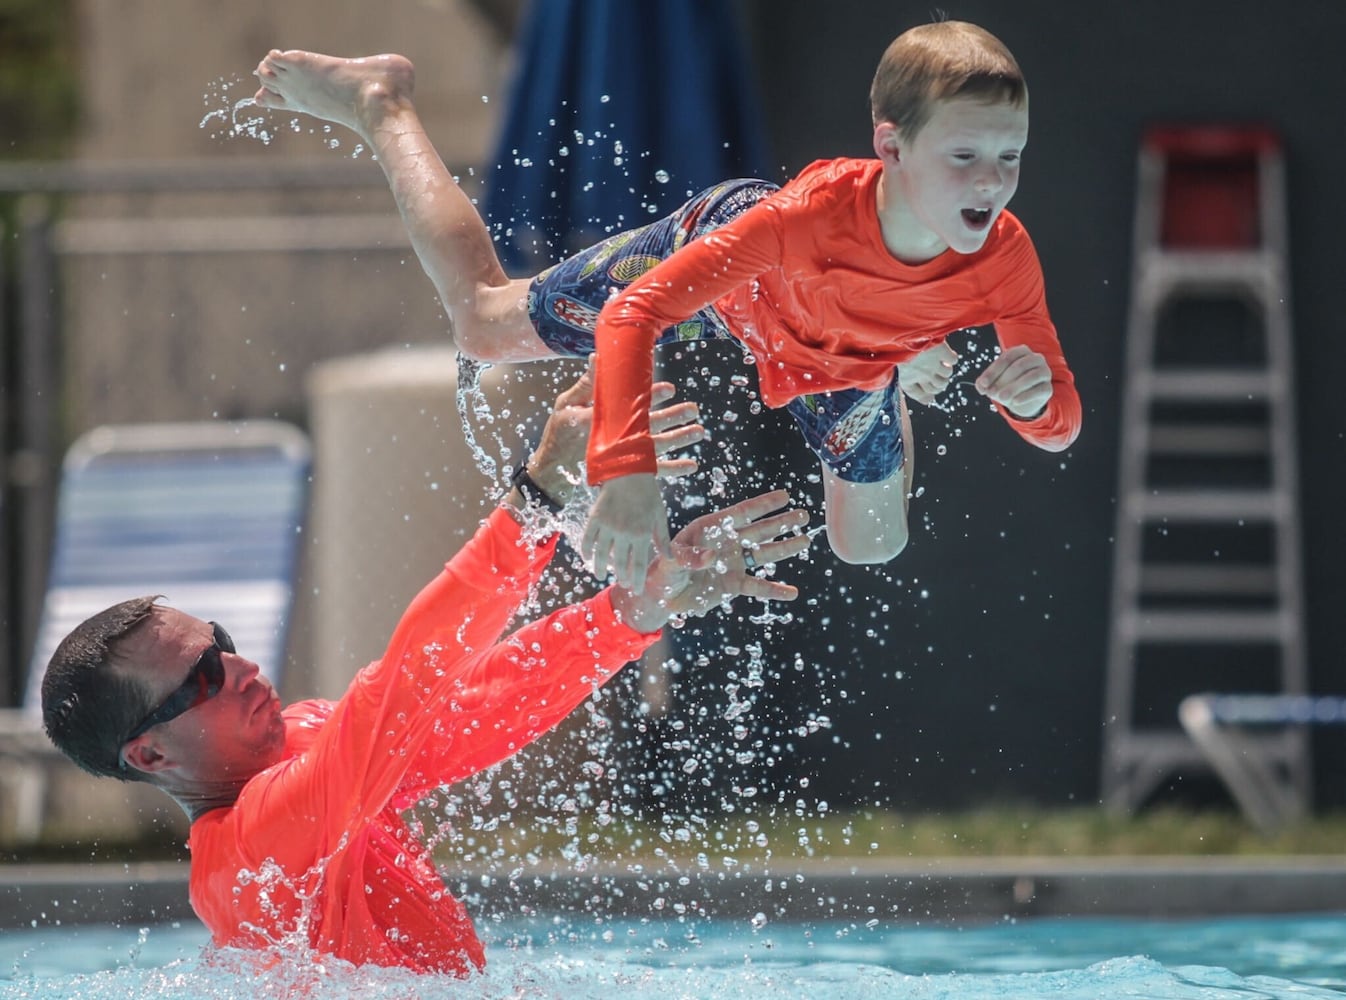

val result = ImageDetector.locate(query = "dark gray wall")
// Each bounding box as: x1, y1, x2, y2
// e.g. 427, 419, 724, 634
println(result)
699, 0, 1346, 809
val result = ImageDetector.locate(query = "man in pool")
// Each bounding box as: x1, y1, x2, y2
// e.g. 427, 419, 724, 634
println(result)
39, 370, 812, 976
250, 20, 1080, 593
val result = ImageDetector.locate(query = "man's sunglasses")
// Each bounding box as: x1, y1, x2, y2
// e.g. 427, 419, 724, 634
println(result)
121, 621, 233, 752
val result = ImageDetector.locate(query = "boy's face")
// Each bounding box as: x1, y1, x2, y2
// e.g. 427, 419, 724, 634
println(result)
885, 95, 1029, 258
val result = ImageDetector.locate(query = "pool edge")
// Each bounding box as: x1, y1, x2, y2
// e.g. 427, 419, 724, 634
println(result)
3, 856, 1345, 929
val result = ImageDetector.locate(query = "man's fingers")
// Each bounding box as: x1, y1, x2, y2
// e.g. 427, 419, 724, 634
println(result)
652, 425, 706, 459
738, 578, 800, 602
703, 489, 793, 532
555, 362, 597, 410
650, 381, 678, 407
672, 541, 718, 571
649, 399, 701, 435
753, 531, 813, 567
654, 456, 699, 480
737, 508, 811, 548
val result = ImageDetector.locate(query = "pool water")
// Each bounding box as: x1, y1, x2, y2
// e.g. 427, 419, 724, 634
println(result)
2, 913, 1343, 999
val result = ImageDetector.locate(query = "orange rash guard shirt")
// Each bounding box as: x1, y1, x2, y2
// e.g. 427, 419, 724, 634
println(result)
187, 506, 657, 975
587, 156, 1081, 482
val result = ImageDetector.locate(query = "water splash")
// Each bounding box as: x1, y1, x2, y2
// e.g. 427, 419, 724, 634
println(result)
198, 75, 367, 155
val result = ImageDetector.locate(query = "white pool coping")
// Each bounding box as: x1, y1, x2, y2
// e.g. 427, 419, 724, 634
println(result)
3, 856, 1345, 929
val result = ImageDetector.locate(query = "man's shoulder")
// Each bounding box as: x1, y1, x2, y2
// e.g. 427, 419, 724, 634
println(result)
282, 698, 335, 753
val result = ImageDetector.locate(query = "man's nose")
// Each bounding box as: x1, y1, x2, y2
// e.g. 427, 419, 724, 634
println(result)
226, 651, 262, 686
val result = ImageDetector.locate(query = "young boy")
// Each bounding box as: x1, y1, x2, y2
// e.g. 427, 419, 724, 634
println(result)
252, 19, 1080, 591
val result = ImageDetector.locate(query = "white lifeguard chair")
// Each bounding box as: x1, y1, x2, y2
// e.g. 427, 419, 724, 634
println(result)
1100, 126, 1310, 819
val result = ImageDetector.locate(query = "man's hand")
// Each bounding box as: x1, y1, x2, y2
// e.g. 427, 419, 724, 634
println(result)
611, 490, 811, 632
898, 341, 959, 406
975, 344, 1053, 419
522, 361, 705, 509
582, 473, 668, 593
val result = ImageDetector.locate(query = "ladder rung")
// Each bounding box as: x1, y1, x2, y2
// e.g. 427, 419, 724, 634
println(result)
1106, 731, 1205, 764
1139, 249, 1282, 288
1140, 564, 1278, 596
1127, 489, 1283, 521
1148, 424, 1270, 456
1107, 728, 1301, 763
1120, 608, 1290, 642
1143, 370, 1278, 402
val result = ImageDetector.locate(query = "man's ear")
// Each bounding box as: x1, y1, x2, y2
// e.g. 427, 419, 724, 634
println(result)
121, 735, 172, 775
873, 122, 903, 166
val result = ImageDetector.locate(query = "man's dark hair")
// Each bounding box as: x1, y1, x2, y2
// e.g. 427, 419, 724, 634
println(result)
41, 595, 164, 780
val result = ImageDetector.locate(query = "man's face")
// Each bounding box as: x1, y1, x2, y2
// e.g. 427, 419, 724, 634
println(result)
892, 95, 1029, 257
118, 607, 286, 783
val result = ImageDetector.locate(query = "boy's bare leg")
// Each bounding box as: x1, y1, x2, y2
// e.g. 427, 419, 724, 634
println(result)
822, 466, 910, 565
252, 50, 554, 362
820, 393, 914, 565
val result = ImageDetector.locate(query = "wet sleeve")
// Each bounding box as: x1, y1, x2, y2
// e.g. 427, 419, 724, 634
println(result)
228, 507, 559, 856
989, 233, 1082, 452
391, 588, 658, 806
586, 200, 786, 483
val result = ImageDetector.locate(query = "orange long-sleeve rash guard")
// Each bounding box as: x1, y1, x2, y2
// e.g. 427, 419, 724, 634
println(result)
587, 157, 1081, 483
188, 506, 657, 975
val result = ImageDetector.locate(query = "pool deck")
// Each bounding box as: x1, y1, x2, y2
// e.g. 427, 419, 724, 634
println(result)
3, 855, 1344, 929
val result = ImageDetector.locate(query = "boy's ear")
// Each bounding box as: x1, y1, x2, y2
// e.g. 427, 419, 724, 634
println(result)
873, 122, 902, 165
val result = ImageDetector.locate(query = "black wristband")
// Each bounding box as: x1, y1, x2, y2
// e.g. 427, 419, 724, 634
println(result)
510, 462, 565, 513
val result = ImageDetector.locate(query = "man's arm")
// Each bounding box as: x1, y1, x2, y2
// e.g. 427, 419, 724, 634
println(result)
395, 490, 812, 795
273, 370, 707, 819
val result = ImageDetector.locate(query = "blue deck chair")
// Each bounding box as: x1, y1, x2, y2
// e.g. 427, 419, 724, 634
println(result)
1179, 693, 1346, 833
23, 419, 310, 704
0, 420, 309, 840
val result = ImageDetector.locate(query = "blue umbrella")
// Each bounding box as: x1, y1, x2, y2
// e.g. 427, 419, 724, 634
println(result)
484, 0, 772, 272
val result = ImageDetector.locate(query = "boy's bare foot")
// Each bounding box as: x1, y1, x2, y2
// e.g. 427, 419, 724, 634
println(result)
252, 50, 416, 139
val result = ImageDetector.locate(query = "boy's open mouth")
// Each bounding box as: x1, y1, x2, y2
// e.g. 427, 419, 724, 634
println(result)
962, 208, 992, 229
